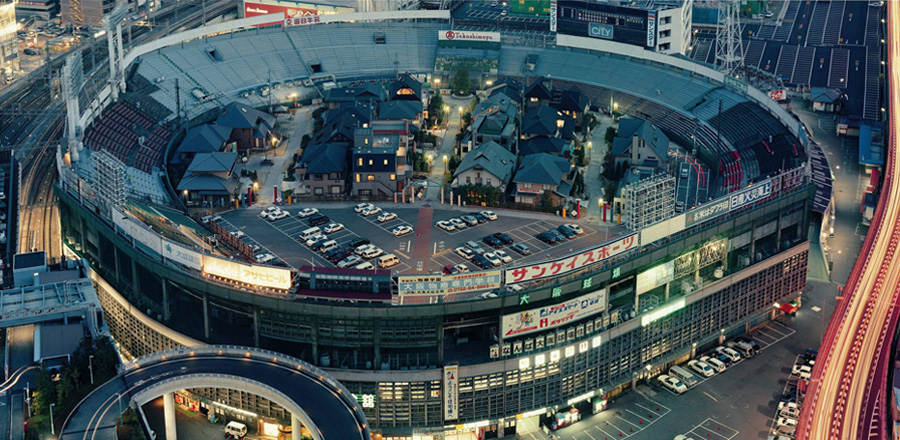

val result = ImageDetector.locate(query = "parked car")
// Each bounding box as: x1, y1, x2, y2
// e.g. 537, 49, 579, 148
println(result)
494, 249, 513, 263
480, 210, 498, 220
510, 243, 532, 255
354, 202, 374, 213
269, 211, 290, 221
436, 220, 455, 231
455, 247, 475, 260
307, 213, 329, 226
465, 241, 486, 254
687, 360, 715, 378
348, 238, 371, 249
297, 207, 319, 218
536, 232, 557, 244
337, 255, 362, 268
657, 374, 687, 394
255, 253, 275, 264
361, 206, 382, 217
472, 254, 493, 269
460, 215, 478, 226
354, 244, 375, 255
492, 232, 514, 245
563, 223, 584, 235
443, 264, 459, 275
454, 263, 470, 273
473, 213, 487, 223
482, 235, 503, 248
548, 229, 566, 241
776, 417, 798, 428
792, 364, 812, 376
735, 336, 761, 351
355, 262, 375, 270
323, 223, 344, 233
449, 218, 467, 229
230, 230, 246, 239
259, 206, 280, 219
483, 252, 502, 267
699, 356, 726, 373
378, 212, 398, 223
305, 234, 327, 247
392, 225, 413, 236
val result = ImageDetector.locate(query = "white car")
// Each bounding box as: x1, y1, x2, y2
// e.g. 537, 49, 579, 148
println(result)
297, 208, 319, 218
454, 263, 470, 273
259, 207, 281, 219
354, 244, 375, 255
688, 360, 715, 378
392, 225, 413, 236
778, 401, 799, 412
269, 211, 289, 221
673, 436, 696, 440
792, 364, 812, 376
449, 218, 467, 229
455, 247, 475, 260
494, 249, 513, 263
657, 374, 687, 394
323, 223, 344, 233
354, 202, 374, 213
436, 220, 455, 231
354, 261, 375, 270
480, 210, 498, 221
255, 253, 275, 264
305, 234, 327, 247
776, 417, 798, 428
378, 212, 398, 223
337, 255, 362, 268
699, 356, 726, 373
230, 230, 246, 239
362, 206, 382, 217
483, 252, 502, 267
564, 223, 584, 234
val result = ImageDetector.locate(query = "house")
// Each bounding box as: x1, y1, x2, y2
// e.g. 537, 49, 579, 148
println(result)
389, 74, 423, 101
378, 100, 423, 123
550, 86, 589, 123
518, 136, 568, 157
177, 152, 243, 207
468, 94, 519, 154
487, 78, 524, 108
521, 105, 575, 140
215, 103, 276, 153
610, 118, 670, 172
524, 80, 553, 108
810, 87, 842, 113
512, 153, 574, 206
452, 140, 516, 191
171, 124, 232, 167
323, 84, 385, 109
295, 143, 349, 197
352, 120, 413, 199
314, 104, 372, 145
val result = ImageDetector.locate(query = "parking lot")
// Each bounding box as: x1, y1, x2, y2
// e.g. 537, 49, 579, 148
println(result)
218, 204, 612, 276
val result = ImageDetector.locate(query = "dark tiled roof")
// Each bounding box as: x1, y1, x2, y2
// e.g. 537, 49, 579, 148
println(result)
378, 100, 422, 120
216, 102, 275, 132
519, 136, 566, 156
186, 152, 238, 173
300, 143, 348, 174
514, 153, 571, 186
390, 74, 422, 100
525, 79, 552, 101
454, 140, 516, 184
176, 124, 230, 155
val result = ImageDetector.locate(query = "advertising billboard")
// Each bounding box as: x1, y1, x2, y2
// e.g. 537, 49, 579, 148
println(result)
550, 0, 557, 32
729, 180, 772, 210
397, 271, 502, 295
636, 260, 674, 295
556, 2, 654, 48
241, 0, 352, 24
769, 89, 787, 101
161, 242, 202, 270
283, 15, 320, 26
202, 256, 292, 290
113, 210, 162, 256
505, 234, 637, 284
443, 365, 459, 420
684, 198, 730, 228
438, 30, 501, 43
501, 289, 607, 338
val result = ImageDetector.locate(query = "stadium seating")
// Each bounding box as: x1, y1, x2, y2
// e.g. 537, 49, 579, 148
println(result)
82, 101, 171, 173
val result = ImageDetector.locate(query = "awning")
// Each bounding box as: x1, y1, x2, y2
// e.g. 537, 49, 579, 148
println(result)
779, 303, 799, 314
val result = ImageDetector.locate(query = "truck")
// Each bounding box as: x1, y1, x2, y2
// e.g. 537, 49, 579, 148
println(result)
191, 88, 207, 101
669, 365, 699, 388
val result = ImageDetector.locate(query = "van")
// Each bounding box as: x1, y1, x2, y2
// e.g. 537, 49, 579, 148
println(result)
299, 227, 321, 241
224, 421, 247, 439
318, 240, 338, 253
465, 241, 486, 255
727, 340, 755, 357
308, 214, 330, 227
669, 365, 699, 387
377, 254, 400, 268
779, 406, 800, 420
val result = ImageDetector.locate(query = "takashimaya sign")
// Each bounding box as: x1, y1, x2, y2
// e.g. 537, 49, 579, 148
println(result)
501, 289, 607, 338
439, 30, 501, 42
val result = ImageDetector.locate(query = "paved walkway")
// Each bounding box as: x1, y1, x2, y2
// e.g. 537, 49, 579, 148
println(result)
583, 113, 615, 224
424, 95, 474, 201
245, 107, 311, 205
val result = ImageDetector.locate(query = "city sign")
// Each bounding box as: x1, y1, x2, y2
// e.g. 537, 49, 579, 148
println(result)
589, 23, 614, 39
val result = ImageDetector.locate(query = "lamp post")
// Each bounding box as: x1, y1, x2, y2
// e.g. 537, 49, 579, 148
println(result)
50, 403, 56, 435
89, 355, 94, 385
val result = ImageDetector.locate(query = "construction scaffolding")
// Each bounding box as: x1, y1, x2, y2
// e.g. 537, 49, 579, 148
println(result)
621, 172, 676, 232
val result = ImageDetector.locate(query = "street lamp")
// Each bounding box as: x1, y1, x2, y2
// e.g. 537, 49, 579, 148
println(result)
50, 403, 56, 435
89, 355, 94, 385
253, 181, 259, 191
434, 78, 441, 85
613, 102, 619, 112
458, 106, 463, 115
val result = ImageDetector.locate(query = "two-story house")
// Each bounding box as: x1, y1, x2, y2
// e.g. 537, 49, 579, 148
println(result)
177, 152, 243, 207
466, 94, 519, 155
170, 124, 232, 171
521, 105, 575, 141
323, 84, 385, 110
351, 120, 413, 199
215, 103, 276, 153
452, 140, 516, 192
295, 143, 349, 197
610, 118, 671, 172
512, 153, 574, 206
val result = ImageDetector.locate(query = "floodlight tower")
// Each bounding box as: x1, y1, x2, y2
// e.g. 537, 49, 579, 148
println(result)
714, 0, 744, 77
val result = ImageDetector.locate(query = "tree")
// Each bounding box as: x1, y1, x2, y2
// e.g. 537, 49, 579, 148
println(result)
451, 69, 472, 96
447, 155, 462, 176
426, 94, 445, 127
538, 190, 555, 212
604, 126, 617, 146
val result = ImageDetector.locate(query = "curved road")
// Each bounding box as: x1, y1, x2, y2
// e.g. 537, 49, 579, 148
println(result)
797, 3, 899, 439
60, 351, 370, 440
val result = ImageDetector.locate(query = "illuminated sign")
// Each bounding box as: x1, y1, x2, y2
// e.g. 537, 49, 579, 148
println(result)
769, 89, 787, 101
397, 271, 501, 295
636, 261, 674, 295
684, 198, 730, 227
501, 290, 607, 338
729, 180, 772, 210
352, 393, 376, 409
439, 30, 501, 43
505, 234, 637, 284
588, 22, 614, 39
641, 298, 686, 326
443, 365, 459, 420
202, 256, 292, 290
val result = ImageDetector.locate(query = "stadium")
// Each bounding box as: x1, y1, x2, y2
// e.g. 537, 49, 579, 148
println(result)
53, 7, 828, 439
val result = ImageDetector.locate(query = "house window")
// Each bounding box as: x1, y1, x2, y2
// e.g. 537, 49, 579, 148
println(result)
314, 187, 324, 195
661, 16, 672, 25
384, 159, 389, 166
368, 159, 373, 166
355, 174, 361, 182
556, 119, 564, 128
530, 97, 538, 102
487, 178, 492, 185
358, 158, 363, 166
367, 175, 375, 181
659, 43, 671, 51
330, 186, 342, 194
390, 174, 396, 181
466, 176, 471, 184
660, 29, 671, 38
359, 189, 372, 196
313, 174, 323, 181
523, 183, 532, 189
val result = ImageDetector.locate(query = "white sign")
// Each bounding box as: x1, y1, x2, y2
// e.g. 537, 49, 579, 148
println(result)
398, 271, 502, 295
501, 289, 607, 338
161, 241, 202, 270
550, 0, 558, 32
505, 234, 637, 284
646, 11, 656, 47
439, 30, 500, 43
636, 260, 674, 295
202, 256, 292, 290
113, 210, 162, 255
729, 180, 772, 210
283, 15, 320, 26
443, 365, 459, 420
769, 89, 787, 101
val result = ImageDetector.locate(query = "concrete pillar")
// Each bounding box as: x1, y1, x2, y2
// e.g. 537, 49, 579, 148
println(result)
748, 225, 757, 264
291, 415, 302, 440
664, 283, 670, 302
436, 321, 444, 365
202, 293, 211, 340
113, 247, 121, 285
373, 319, 382, 369
164, 392, 177, 440
253, 307, 260, 347
131, 259, 141, 302
775, 211, 783, 251
161, 279, 170, 321
311, 320, 319, 365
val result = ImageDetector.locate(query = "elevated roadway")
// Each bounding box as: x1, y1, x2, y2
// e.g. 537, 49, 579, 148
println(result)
797, 3, 898, 439
60, 346, 370, 440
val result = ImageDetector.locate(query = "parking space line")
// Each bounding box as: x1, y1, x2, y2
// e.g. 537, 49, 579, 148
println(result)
603, 417, 634, 435
613, 415, 641, 429
593, 424, 626, 439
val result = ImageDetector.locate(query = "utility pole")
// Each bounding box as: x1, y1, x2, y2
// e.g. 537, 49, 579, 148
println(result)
175, 78, 181, 131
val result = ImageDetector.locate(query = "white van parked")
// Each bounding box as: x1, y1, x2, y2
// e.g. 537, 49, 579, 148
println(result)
377, 254, 400, 268
224, 421, 247, 439
318, 240, 338, 253
299, 227, 322, 241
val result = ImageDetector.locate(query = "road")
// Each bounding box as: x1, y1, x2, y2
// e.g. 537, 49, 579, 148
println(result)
797, 3, 898, 439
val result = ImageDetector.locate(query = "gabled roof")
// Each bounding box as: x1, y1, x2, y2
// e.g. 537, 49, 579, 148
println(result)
525, 80, 552, 101
612, 118, 670, 160
519, 136, 566, 156
551, 86, 589, 113
390, 74, 422, 100
177, 173, 239, 193
299, 143, 348, 174
378, 100, 423, 120
811, 87, 841, 103
522, 105, 564, 136
514, 153, 571, 186
477, 112, 512, 135
315, 105, 371, 145
186, 152, 238, 173
176, 124, 231, 155
324, 84, 385, 102
473, 93, 518, 118
489, 80, 524, 105
216, 102, 275, 132
454, 140, 516, 184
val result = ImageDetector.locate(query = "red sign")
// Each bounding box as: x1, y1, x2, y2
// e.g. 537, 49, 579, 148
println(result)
243, 2, 317, 24
769, 89, 787, 101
